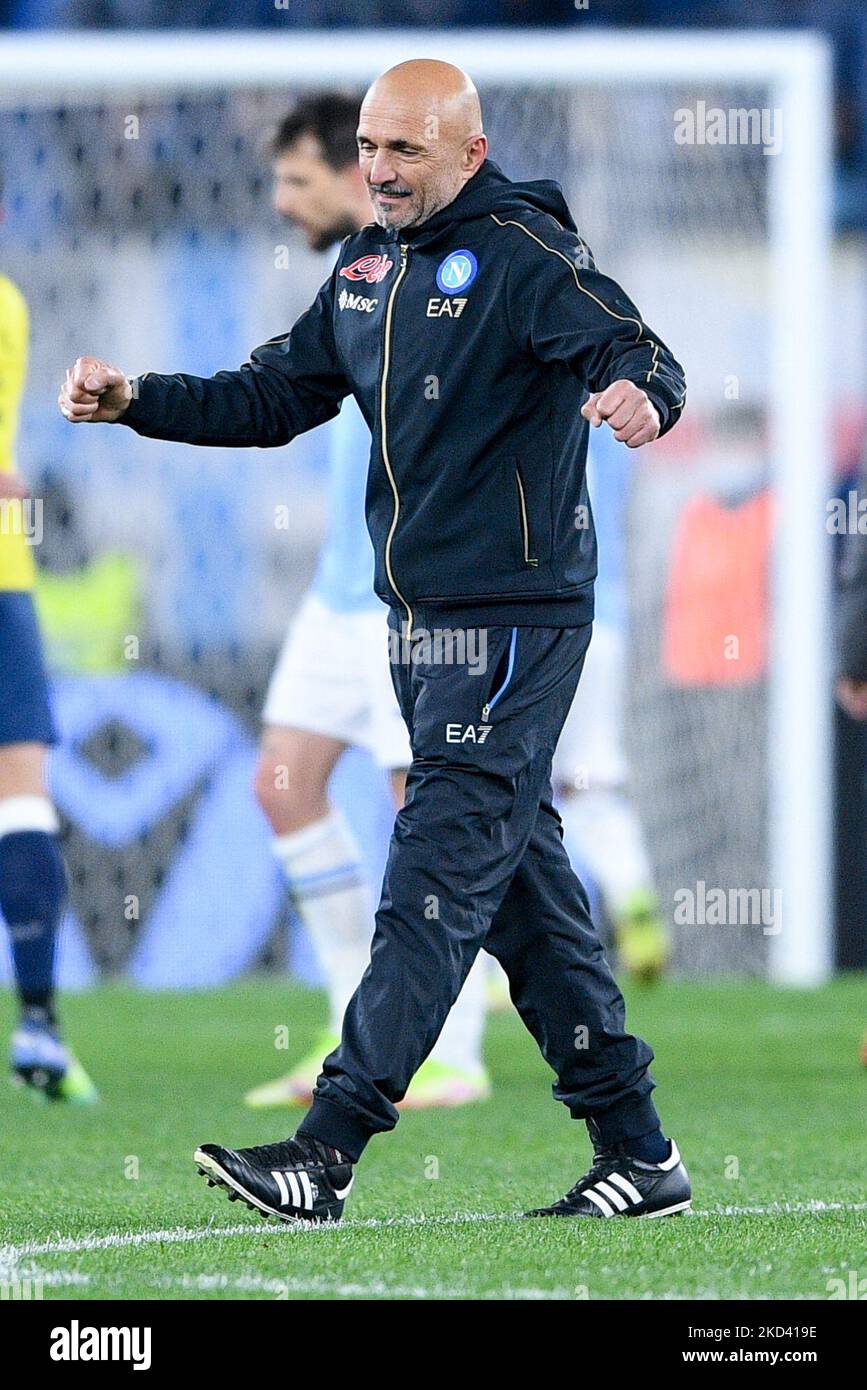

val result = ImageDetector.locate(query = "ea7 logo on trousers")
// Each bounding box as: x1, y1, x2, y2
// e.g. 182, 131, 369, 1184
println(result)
446, 723, 492, 744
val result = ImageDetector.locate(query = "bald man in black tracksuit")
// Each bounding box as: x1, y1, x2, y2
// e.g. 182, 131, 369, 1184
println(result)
60, 75, 692, 1221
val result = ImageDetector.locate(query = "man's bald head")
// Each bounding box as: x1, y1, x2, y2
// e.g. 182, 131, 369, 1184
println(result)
357, 59, 488, 231
364, 60, 483, 144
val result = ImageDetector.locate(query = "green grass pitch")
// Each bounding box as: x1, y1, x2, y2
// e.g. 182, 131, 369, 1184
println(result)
1, 978, 865, 1300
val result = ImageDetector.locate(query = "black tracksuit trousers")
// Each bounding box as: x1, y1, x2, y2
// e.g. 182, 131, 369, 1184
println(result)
300, 613, 660, 1161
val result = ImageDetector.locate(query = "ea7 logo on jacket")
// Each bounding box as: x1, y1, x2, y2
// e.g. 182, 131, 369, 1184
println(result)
427, 297, 468, 318
339, 254, 394, 284
338, 289, 379, 313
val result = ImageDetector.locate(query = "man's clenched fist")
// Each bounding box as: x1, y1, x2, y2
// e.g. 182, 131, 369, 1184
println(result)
581, 379, 660, 448
58, 356, 133, 424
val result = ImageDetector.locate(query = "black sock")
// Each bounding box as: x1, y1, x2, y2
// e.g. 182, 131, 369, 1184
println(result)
0, 830, 66, 1019
297, 1132, 354, 1165
628, 1130, 671, 1164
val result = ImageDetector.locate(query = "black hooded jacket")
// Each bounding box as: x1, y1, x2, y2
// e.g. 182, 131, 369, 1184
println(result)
120, 160, 686, 630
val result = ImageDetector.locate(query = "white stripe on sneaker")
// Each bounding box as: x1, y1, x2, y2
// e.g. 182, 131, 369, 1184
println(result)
584, 1187, 615, 1217
657, 1140, 681, 1172
298, 1170, 314, 1212
595, 1180, 629, 1212
271, 1170, 290, 1207
287, 1172, 302, 1209
609, 1171, 643, 1205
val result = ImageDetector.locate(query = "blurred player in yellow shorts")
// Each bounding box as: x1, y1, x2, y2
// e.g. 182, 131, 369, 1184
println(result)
0, 258, 96, 1103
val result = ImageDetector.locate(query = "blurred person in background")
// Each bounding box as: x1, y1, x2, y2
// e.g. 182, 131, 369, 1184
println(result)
33, 473, 140, 676
247, 94, 491, 1111
554, 424, 669, 983
0, 183, 97, 1102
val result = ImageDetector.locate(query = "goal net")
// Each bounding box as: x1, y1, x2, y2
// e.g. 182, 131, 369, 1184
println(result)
0, 30, 833, 985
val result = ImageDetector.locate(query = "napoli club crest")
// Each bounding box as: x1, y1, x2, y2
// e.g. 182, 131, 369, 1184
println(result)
436, 249, 478, 295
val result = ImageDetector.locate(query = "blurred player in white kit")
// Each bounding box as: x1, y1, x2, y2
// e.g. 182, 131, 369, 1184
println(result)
247, 94, 491, 1109
554, 424, 669, 981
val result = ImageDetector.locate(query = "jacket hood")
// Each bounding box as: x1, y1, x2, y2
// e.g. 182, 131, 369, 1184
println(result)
398, 159, 577, 245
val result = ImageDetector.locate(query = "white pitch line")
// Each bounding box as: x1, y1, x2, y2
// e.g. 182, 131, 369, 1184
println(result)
2, 1199, 865, 1270
3, 1264, 568, 1301
0, 1211, 505, 1269
694, 1200, 867, 1218
0, 1220, 266, 1266
150, 1271, 568, 1300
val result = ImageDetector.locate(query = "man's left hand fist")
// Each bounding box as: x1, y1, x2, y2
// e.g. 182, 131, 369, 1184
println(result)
581, 380, 661, 448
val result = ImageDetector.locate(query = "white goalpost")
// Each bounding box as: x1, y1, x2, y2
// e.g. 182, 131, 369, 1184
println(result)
0, 28, 834, 984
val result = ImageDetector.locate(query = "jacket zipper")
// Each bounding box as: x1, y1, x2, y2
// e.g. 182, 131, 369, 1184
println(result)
481, 628, 518, 723
380, 243, 413, 639
515, 466, 538, 567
